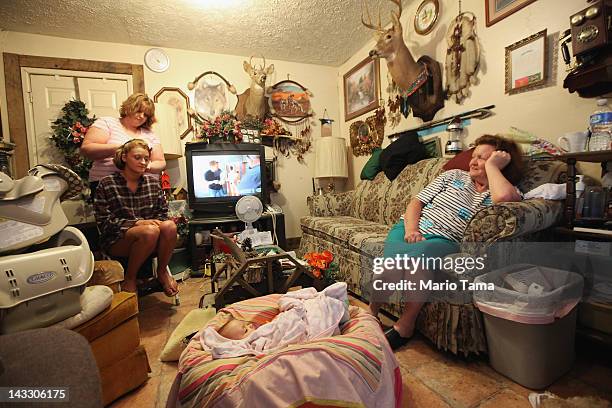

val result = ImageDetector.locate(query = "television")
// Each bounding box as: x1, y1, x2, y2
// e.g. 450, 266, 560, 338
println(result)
185, 142, 266, 217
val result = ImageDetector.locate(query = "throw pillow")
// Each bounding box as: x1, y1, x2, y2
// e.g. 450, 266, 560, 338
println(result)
360, 148, 383, 180
160, 307, 216, 362
380, 130, 427, 181
442, 148, 474, 171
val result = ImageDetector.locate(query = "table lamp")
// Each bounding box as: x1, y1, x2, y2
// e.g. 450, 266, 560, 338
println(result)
314, 137, 348, 193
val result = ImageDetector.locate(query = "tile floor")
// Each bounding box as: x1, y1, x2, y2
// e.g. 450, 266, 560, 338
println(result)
110, 278, 612, 407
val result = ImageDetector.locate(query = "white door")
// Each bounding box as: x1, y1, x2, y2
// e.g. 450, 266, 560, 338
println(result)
25, 71, 131, 225
76, 77, 129, 118
27, 74, 77, 166
26, 72, 130, 167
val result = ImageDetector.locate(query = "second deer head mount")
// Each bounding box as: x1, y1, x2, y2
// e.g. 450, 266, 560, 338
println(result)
362, 0, 444, 122
235, 55, 275, 121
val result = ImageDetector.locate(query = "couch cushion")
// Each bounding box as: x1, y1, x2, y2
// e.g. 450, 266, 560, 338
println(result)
352, 171, 391, 223
75, 291, 138, 342
301, 215, 389, 256
518, 160, 566, 193
382, 158, 447, 225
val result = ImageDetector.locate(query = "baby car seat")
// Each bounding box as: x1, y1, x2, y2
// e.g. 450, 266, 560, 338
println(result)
0, 165, 93, 334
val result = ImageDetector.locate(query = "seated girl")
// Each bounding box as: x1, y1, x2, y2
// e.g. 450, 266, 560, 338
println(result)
201, 282, 350, 358
94, 139, 179, 296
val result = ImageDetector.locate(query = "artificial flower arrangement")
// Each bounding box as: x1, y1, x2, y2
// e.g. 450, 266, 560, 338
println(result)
50, 100, 96, 181
303, 250, 339, 281
194, 111, 243, 143
260, 118, 292, 137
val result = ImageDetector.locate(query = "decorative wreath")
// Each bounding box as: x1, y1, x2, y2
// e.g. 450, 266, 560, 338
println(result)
50, 100, 95, 181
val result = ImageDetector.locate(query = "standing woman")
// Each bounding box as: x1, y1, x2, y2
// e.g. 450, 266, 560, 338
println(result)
94, 139, 179, 296
81, 93, 166, 196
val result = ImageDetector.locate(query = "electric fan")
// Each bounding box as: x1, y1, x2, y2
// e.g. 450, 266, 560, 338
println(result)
235, 195, 264, 235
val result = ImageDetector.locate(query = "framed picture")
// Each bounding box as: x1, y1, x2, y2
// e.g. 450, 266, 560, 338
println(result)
505, 29, 547, 94
343, 57, 380, 122
485, 0, 537, 27
423, 137, 442, 158
153, 87, 192, 139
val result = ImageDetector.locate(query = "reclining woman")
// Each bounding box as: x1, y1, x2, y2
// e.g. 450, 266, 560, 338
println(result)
369, 134, 524, 350
94, 139, 179, 296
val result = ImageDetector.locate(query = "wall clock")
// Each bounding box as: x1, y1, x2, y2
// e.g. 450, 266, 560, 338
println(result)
144, 48, 170, 73
414, 0, 440, 35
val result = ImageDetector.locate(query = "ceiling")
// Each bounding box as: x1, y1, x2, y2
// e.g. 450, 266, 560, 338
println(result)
0, 0, 411, 67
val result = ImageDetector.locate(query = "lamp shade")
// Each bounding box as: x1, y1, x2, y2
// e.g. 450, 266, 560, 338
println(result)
314, 137, 348, 178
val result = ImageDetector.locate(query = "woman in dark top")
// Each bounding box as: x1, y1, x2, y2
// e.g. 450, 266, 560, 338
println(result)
94, 139, 179, 296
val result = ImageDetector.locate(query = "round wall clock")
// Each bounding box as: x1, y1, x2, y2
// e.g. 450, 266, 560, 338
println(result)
144, 48, 170, 73
414, 0, 440, 35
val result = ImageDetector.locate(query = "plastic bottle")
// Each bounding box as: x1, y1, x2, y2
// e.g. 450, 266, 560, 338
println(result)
575, 174, 586, 218
588, 99, 612, 151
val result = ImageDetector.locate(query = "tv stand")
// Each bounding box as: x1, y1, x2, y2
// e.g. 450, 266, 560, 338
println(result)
188, 212, 286, 271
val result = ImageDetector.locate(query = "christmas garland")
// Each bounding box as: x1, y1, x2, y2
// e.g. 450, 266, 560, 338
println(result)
50, 100, 95, 181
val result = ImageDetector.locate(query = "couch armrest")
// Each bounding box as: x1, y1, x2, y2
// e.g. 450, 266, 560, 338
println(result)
89, 260, 125, 293
462, 199, 564, 244
307, 191, 355, 217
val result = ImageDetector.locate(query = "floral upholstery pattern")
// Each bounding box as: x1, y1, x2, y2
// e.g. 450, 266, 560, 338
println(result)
307, 191, 354, 217
299, 158, 565, 356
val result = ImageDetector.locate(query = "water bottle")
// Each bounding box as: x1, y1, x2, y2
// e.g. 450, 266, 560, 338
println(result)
588, 99, 612, 151
575, 174, 586, 218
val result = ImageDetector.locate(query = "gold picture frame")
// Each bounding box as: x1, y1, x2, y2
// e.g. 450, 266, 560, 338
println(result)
414, 0, 440, 36
485, 0, 537, 27
505, 29, 547, 95
153, 87, 193, 139
343, 57, 380, 122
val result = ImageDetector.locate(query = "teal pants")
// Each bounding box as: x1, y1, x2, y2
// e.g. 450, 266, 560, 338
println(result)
383, 220, 459, 261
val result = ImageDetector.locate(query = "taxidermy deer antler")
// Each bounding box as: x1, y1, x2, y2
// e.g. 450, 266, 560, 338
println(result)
362, 0, 444, 121
235, 55, 274, 121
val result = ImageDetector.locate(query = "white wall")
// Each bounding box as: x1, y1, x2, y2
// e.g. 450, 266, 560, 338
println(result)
0, 31, 341, 238
338, 0, 600, 188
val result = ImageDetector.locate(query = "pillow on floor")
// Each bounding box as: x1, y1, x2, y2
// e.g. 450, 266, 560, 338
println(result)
160, 308, 216, 362
360, 148, 383, 180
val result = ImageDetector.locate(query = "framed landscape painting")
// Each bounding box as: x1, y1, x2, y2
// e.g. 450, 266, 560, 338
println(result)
343, 57, 380, 121
485, 0, 537, 27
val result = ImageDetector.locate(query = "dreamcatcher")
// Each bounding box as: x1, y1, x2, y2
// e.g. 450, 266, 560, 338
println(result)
349, 106, 386, 156
187, 71, 237, 122
445, 0, 480, 104
265, 77, 314, 162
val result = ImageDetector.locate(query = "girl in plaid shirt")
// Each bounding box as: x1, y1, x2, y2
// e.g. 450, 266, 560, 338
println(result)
94, 139, 179, 296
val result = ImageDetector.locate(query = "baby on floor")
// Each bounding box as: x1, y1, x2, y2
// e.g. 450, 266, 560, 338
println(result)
201, 282, 350, 359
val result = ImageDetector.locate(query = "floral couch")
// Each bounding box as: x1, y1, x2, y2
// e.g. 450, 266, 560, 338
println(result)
299, 158, 567, 356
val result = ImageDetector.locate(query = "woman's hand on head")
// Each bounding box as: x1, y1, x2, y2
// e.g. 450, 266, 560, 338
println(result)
485, 150, 511, 170
404, 230, 425, 243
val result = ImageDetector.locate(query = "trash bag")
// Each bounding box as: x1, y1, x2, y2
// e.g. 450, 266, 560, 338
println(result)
473, 264, 583, 324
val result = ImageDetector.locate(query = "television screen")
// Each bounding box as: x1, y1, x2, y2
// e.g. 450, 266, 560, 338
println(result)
192, 154, 262, 198
185, 143, 266, 216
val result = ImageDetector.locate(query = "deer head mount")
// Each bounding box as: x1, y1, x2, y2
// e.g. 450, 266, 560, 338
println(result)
235, 56, 275, 121
362, 0, 444, 122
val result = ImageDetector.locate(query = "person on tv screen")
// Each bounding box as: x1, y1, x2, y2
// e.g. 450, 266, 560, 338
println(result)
238, 155, 261, 194
205, 160, 224, 197
228, 165, 240, 196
